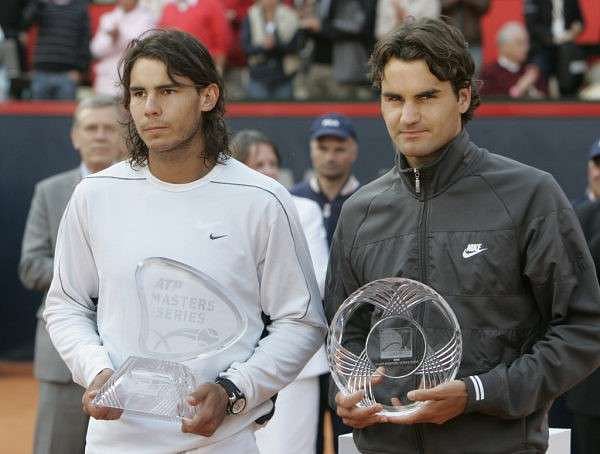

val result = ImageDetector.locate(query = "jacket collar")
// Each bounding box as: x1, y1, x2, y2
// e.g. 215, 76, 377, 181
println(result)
394, 129, 482, 197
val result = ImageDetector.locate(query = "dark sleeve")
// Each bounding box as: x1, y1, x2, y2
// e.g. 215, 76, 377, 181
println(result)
524, 0, 553, 48
324, 211, 364, 410
78, 5, 91, 71
565, 0, 583, 28
273, 30, 302, 55
240, 17, 264, 57
576, 201, 600, 283
463, 179, 600, 418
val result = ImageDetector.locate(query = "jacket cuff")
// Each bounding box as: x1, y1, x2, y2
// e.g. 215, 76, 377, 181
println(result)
461, 373, 490, 414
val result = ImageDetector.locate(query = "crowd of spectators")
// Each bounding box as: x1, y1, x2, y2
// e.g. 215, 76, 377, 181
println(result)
0, 0, 598, 102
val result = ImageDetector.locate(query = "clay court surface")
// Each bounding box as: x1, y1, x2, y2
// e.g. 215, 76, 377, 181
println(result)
0, 361, 335, 454
0, 362, 37, 454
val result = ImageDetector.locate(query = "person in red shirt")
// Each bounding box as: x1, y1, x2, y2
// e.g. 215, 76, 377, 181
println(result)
159, 0, 232, 72
480, 21, 545, 98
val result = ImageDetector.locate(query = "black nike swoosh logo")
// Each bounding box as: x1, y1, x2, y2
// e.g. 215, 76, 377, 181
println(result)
209, 233, 228, 240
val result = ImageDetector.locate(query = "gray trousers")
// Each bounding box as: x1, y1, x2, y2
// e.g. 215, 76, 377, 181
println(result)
34, 381, 89, 454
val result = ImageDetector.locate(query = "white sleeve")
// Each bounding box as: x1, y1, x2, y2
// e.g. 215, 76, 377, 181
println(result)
90, 13, 117, 58
222, 190, 327, 412
294, 197, 329, 297
43, 185, 114, 388
408, 0, 440, 19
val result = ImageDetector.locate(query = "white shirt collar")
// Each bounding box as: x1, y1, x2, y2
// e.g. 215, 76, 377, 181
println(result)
80, 162, 92, 178
309, 174, 360, 198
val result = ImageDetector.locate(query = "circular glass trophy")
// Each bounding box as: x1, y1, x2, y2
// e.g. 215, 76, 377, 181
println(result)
328, 278, 462, 416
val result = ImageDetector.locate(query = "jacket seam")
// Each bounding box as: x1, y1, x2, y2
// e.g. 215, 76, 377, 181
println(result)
209, 180, 314, 320
349, 183, 396, 252
476, 173, 518, 228
352, 231, 418, 249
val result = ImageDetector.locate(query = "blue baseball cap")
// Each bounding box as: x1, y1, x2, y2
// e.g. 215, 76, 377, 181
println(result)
310, 113, 357, 141
590, 138, 600, 160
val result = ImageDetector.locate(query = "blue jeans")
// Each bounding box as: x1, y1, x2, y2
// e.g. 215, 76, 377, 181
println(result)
31, 71, 77, 100
247, 78, 293, 101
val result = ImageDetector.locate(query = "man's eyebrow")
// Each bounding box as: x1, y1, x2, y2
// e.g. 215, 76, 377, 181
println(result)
128, 83, 183, 92
417, 88, 442, 97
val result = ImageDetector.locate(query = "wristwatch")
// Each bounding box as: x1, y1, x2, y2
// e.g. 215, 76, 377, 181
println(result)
215, 377, 247, 415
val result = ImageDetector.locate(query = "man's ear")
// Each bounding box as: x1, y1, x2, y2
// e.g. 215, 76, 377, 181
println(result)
199, 84, 219, 112
458, 85, 471, 114
70, 125, 80, 151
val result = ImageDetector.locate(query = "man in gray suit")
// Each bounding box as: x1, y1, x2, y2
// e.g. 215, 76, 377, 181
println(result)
19, 95, 124, 454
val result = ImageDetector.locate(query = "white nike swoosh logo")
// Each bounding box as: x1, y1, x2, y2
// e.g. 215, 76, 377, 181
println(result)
462, 248, 487, 259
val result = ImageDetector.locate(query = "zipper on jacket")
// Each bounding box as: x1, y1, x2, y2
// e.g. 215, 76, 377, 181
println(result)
414, 169, 421, 195
415, 168, 427, 453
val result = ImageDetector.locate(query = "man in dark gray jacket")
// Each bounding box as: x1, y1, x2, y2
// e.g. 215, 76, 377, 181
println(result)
327, 18, 600, 453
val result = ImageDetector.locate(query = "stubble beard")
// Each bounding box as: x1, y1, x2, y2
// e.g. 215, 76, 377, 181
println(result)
146, 117, 204, 163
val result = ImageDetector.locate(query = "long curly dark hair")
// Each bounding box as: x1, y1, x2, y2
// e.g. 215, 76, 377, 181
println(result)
119, 29, 230, 167
369, 17, 481, 125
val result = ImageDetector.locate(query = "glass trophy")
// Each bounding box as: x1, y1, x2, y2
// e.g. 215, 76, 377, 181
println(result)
328, 278, 462, 416
93, 257, 248, 421
136, 257, 247, 362
92, 356, 197, 421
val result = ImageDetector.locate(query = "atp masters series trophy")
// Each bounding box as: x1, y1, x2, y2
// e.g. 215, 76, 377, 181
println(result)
93, 257, 247, 421
328, 278, 462, 416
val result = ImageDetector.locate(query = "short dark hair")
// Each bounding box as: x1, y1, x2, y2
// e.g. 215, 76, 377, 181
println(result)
119, 29, 229, 167
369, 17, 481, 124
230, 129, 281, 166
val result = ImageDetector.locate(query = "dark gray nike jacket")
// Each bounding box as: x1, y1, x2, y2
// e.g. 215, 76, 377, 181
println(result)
325, 129, 600, 453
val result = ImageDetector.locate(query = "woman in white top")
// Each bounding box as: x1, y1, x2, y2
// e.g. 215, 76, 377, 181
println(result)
231, 130, 329, 454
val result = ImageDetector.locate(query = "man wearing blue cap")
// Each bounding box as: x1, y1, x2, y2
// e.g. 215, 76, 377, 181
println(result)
573, 138, 600, 207
291, 113, 359, 454
291, 113, 360, 246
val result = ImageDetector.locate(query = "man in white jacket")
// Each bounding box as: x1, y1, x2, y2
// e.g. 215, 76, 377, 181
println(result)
44, 29, 327, 454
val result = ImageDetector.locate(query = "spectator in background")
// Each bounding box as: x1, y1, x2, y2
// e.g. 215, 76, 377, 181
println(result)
290, 113, 360, 454
524, 0, 585, 97
329, 0, 376, 99
91, 0, 155, 97
579, 61, 600, 100
241, 0, 301, 100
480, 21, 545, 98
23, 0, 90, 100
291, 113, 360, 246
231, 129, 329, 454
568, 192, 600, 454
223, 0, 254, 100
572, 139, 600, 207
19, 95, 124, 454
298, 0, 376, 100
0, 0, 28, 98
375, 0, 440, 40
159, 0, 231, 73
441, 0, 490, 72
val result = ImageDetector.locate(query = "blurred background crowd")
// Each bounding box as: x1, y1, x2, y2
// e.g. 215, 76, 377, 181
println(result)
0, 0, 599, 103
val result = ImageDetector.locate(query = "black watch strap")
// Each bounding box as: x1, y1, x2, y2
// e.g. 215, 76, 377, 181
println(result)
215, 377, 246, 415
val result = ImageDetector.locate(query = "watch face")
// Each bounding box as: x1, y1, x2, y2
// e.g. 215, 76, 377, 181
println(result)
231, 397, 246, 414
